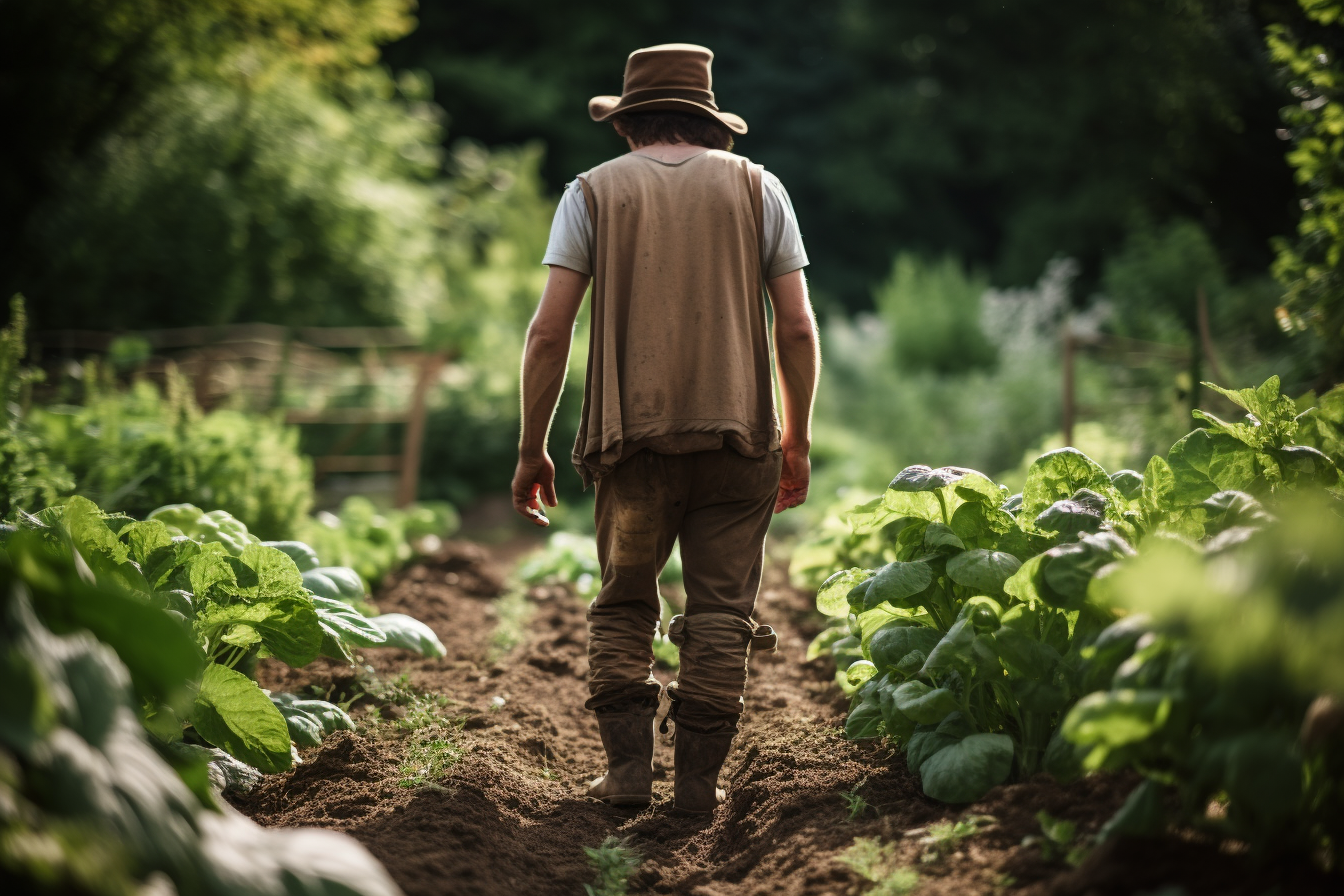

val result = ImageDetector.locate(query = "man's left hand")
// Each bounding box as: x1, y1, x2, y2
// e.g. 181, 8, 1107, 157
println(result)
513, 453, 557, 526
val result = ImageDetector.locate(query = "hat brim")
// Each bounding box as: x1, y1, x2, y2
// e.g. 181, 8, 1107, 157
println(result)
589, 95, 748, 135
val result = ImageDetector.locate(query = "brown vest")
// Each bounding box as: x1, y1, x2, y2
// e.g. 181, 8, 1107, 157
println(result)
573, 150, 780, 487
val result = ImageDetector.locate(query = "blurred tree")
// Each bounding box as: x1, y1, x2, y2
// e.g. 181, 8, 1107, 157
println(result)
1, 0, 550, 340
1269, 0, 1344, 384
386, 0, 1302, 308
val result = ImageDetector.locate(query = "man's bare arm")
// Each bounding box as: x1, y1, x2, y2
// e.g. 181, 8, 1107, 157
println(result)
766, 269, 820, 513
512, 265, 590, 525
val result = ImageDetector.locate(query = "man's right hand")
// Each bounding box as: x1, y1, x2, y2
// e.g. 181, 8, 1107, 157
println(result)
775, 443, 810, 513
512, 453, 557, 526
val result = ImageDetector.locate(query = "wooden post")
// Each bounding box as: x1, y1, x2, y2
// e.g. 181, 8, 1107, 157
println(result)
395, 351, 445, 508
1195, 286, 1227, 386
1062, 323, 1075, 447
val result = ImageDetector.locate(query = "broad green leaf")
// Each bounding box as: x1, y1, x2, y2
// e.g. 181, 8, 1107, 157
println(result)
123, 520, 173, 567
1109, 470, 1144, 500
1034, 497, 1105, 536
141, 539, 202, 591
1062, 689, 1172, 748
63, 495, 130, 565
946, 549, 1021, 593
845, 698, 884, 739
188, 551, 237, 602
892, 681, 959, 724
880, 488, 945, 523
957, 595, 1003, 633
907, 715, 969, 775
302, 566, 366, 602
1199, 490, 1272, 535
949, 501, 1016, 547
191, 663, 293, 773
846, 496, 898, 534
878, 684, 917, 741
271, 694, 354, 748
992, 628, 1060, 679
923, 522, 965, 552
953, 472, 1007, 507
1277, 445, 1341, 488
197, 596, 322, 667
1003, 554, 1046, 604
869, 625, 942, 672
818, 568, 872, 617
864, 560, 933, 610
919, 733, 1014, 803
261, 541, 321, 573
921, 618, 976, 676
312, 595, 386, 649
1041, 532, 1133, 604
368, 614, 446, 657
847, 660, 878, 686
1021, 448, 1113, 518
889, 465, 967, 491
235, 545, 308, 602
1142, 455, 1175, 514
1167, 430, 1259, 506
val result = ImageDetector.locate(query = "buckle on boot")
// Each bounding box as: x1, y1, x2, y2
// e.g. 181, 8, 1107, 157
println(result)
750, 623, 778, 653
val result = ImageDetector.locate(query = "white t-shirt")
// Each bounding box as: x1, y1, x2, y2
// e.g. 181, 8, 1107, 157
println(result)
541, 161, 810, 279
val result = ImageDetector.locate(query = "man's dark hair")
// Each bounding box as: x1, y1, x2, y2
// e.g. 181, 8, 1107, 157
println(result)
613, 111, 734, 151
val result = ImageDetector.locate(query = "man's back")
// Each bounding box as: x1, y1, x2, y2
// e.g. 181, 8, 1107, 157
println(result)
574, 150, 776, 485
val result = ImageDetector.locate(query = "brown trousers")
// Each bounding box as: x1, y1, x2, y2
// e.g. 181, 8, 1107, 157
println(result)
586, 447, 782, 714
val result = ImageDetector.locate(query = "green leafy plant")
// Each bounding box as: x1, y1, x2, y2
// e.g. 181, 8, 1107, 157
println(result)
11, 495, 445, 775
1059, 493, 1344, 865
816, 376, 1343, 807
1022, 811, 1087, 866
296, 495, 459, 588
917, 814, 996, 863
0, 530, 402, 896
0, 297, 74, 519
836, 838, 920, 896
1269, 0, 1344, 379
583, 836, 642, 896
840, 780, 874, 821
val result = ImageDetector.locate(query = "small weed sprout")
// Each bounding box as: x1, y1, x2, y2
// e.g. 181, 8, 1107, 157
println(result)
489, 587, 534, 660
837, 837, 919, 896
1022, 811, 1088, 866
918, 814, 996, 863
839, 779, 874, 821
398, 737, 464, 789
583, 836, 641, 896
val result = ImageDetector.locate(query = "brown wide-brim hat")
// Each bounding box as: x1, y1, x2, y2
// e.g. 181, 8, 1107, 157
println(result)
589, 43, 747, 135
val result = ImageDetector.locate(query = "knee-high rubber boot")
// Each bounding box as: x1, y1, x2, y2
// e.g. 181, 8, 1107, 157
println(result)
587, 704, 657, 807
672, 717, 736, 815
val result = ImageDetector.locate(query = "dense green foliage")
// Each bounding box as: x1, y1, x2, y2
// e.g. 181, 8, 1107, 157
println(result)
28, 374, 313, 541
2, 0, 551, 342
10, 496, 445, 776
0, 532, 402, 896
1063, 498, 1344, 858
1270, 0, 1344, 380
297, 496, 460, 587
811, 376, 1344, 861
391, 0, 1303, 307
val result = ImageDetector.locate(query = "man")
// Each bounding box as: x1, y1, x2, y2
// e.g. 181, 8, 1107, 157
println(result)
511, 43, 819, 815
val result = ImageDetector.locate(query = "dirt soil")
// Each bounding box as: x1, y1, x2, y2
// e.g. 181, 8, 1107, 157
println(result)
233, 541, 1339, 896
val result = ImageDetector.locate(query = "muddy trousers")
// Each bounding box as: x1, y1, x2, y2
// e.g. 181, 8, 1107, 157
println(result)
586, 447, 782, 723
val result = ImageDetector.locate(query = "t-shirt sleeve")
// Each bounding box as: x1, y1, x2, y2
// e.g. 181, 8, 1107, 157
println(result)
541, 178, 594, 275
761, 170, 810, 279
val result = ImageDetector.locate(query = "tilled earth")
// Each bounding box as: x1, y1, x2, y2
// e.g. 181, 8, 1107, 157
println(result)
232, 541, 1337, 896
